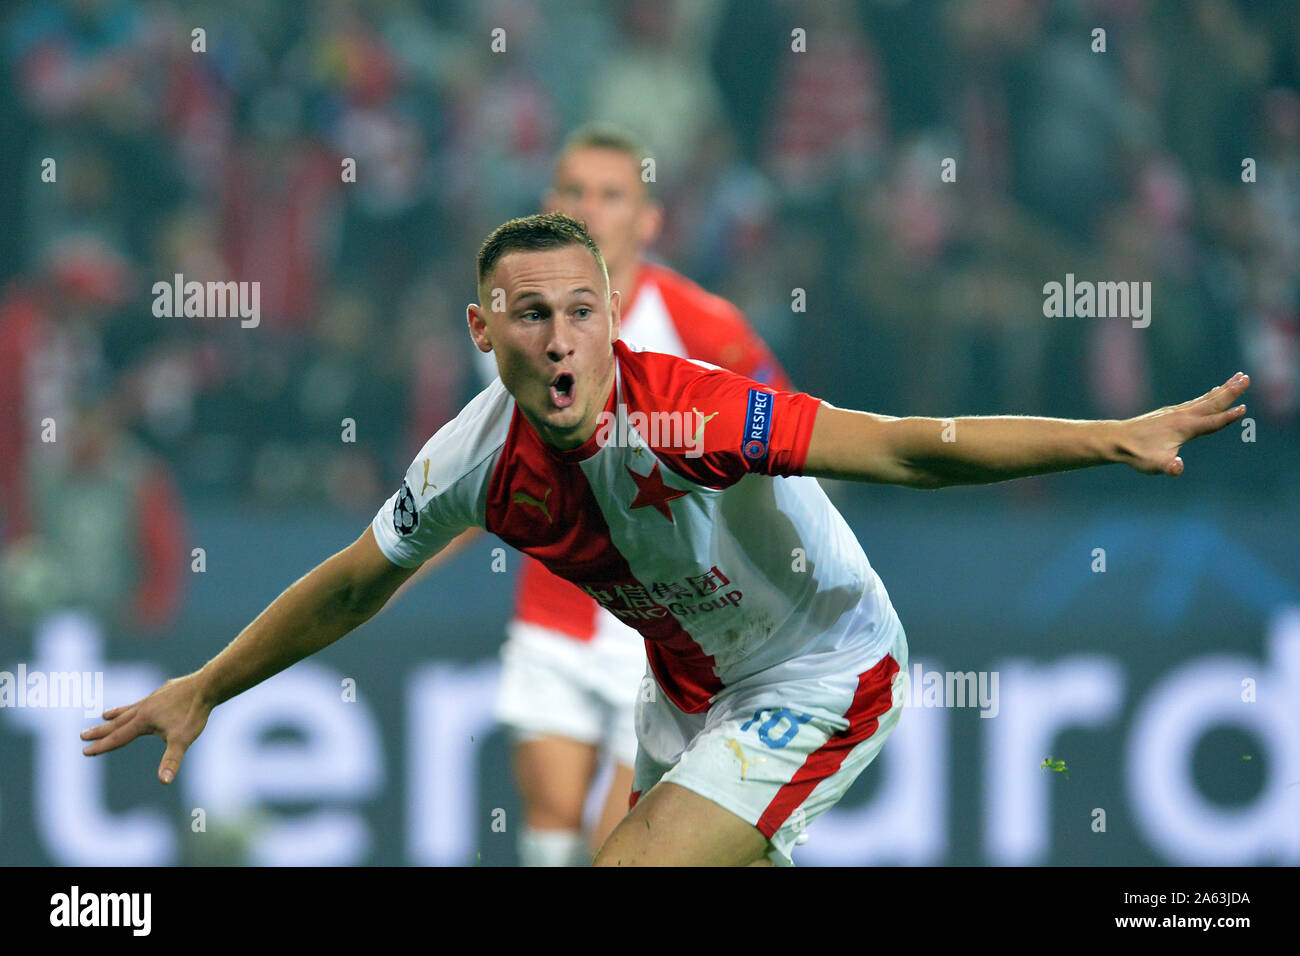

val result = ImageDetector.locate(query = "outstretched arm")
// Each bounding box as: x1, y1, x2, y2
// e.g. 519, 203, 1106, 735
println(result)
81, 526, 419, 783
803, 373, 1251, 489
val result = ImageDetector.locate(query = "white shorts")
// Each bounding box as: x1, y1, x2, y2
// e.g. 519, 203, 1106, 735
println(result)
494, 615, 647, 767
630, 619, 908, 866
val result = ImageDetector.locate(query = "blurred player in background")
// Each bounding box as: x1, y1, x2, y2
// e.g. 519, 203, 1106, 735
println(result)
489, 125, 793, 866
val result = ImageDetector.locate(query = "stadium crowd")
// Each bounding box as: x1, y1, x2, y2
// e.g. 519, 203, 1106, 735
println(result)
2, 0, 1297, 632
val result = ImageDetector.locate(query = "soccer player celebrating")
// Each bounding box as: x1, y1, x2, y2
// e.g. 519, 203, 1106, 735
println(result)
82, 213, 1251, 866
485, 125, 792, 867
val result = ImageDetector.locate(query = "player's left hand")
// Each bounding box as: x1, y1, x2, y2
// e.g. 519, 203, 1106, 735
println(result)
1116, 373, 1250, 476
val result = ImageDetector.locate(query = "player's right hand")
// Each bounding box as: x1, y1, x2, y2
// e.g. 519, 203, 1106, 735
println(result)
80, 673, 212, 785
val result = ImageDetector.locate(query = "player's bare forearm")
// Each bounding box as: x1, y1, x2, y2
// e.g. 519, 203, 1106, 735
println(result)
804, 407, 1114, 488
199, 567, 369, 705
196, 527, 416, 705
803, 373, 1251, 488
894, 414, 1119, 488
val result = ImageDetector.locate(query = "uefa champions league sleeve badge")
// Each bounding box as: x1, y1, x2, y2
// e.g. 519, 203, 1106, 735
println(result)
393, 480, 420, 536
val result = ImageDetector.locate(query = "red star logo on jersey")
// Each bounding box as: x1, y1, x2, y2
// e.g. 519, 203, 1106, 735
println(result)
627, 462, 689, 523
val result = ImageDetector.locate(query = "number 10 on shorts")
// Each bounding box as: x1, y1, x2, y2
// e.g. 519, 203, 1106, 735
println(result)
741, 708, 813, 749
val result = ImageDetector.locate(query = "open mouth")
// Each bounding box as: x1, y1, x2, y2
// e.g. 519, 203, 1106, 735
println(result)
549, 372, 575, 409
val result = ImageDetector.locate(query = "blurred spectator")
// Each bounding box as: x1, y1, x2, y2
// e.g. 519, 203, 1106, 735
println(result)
221, 86, 339, 333
9, 0, 158, 129
0, 234, 126, 542
1, 396, 187, 636
762, 0, 886, 203
586, 0, 725, 189
0, 227, 187, 634
304, 0, 443, 294
1158, 0, 1271, 188
440, 0, 558, 231
1242, 88, 1300, 419
395, 265, 472, 466
661, 123, 777, 291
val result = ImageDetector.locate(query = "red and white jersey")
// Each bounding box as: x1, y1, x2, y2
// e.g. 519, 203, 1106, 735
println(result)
373, 340, 899, 717
475, 261, 793, 642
